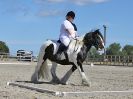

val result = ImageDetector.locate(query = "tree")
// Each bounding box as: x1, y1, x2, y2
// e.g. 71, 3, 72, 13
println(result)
0, 41, 9, 53
88, 47, 101, 58
106, 43, 121, 55
122, 45, 133, 55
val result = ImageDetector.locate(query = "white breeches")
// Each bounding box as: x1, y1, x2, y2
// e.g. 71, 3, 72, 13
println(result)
60, 37, 71, 47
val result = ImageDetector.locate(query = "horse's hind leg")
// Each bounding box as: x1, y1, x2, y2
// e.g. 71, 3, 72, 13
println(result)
50, 62, 60, 84
31, 58, 44, 83
31, 44, 46, 83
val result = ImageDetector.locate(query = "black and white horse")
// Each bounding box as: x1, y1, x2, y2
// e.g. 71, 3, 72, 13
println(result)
31, 29, 104, 86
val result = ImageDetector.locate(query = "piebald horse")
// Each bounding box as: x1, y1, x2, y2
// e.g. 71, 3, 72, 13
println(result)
31, 29, 104, 86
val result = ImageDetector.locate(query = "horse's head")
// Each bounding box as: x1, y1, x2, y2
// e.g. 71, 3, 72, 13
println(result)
83, 29, 104, 50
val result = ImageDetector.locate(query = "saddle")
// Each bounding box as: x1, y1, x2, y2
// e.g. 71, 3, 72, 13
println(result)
49, 40, 67, 60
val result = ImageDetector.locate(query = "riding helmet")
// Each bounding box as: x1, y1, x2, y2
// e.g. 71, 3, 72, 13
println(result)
66, 11, 75, 19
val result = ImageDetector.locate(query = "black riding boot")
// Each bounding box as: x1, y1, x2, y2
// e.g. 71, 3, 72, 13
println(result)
56, 43, 67, 59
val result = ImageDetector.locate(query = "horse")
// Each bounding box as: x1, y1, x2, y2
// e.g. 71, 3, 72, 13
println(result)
31, 29, 104, 86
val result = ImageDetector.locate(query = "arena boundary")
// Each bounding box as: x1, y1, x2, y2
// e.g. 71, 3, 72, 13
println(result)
0, 62, 31, 65
7, 82, 133, 97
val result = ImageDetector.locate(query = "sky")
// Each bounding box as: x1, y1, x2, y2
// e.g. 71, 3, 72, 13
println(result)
0, 0, 133, 56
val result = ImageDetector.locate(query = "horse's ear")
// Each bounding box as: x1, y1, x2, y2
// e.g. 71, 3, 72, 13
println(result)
92, 29, 99, 38
93, 29, 99, 35
94, 29, 101, 35
95, 29, 100, 33
94, 29, 104, 39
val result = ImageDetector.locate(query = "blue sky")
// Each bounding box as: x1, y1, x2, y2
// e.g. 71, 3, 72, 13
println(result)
0, 0, 133, 55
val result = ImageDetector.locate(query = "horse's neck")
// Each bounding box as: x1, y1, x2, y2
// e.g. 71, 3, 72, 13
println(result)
87, 45, 92, 52
67, 38, 84, 53
76, 35, 84, 41
83, 44, 92, 53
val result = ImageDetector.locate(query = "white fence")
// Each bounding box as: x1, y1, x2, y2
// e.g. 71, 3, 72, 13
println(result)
0, 53, 9, 61
0, 53, 33, 62
86, 55, 133, 66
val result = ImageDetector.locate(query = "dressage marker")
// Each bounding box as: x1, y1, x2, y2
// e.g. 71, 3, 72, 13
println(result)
7, 82, 133, 97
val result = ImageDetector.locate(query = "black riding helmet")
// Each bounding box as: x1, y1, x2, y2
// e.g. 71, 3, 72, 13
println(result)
66, 11, 75, 19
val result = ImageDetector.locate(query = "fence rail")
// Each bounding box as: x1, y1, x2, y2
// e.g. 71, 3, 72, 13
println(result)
0, 53, 133, 66
0, 53, 9, 61
86, 55, 133, 66
0, 53, 33, 62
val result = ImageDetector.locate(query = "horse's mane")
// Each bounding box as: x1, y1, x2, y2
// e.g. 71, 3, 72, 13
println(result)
67, 35, 84, 52
94, 29, 104, 39
76, 35, 85, 42
86, 29, 104, 39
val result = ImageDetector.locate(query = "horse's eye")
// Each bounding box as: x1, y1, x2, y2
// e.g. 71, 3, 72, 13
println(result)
96, 36, 99, 39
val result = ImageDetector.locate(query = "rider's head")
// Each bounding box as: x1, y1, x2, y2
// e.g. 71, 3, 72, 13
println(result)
66, 11, 75, 22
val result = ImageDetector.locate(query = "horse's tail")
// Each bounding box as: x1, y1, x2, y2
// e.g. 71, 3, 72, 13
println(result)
38, 60, 50, 80
31, 40, 52, 82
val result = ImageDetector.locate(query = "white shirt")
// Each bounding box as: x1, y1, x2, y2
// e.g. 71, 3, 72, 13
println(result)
59, 20, 77, 40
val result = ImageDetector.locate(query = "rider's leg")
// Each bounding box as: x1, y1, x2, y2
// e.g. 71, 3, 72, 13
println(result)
56, 37, 70, 55
56, 43, 67, 54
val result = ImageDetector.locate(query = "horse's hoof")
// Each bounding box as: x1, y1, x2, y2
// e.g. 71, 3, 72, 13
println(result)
83, 83, 91, 87
82, 81, 91, 87
60, 82, 69, 85
31, 79, 39, 84
31, 78, 39, 84
50, 79, 61, 84
31, 73, 39, 83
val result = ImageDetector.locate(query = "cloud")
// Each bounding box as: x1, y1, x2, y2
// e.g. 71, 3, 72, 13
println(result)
37, 10, 64, 17
0, 0, 29, 16
33, 0, 64, 4
47, 0, 64, 3
33, 0, 109, 17
33, 0, 66, 17
92, 0, 108, 3
34, 0, 109, 6
69, 0, 109, 6
0, 0, 109, 17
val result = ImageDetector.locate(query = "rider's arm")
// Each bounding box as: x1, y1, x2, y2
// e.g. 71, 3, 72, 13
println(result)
66, 29, 77, 39
66, 29, 76, 35
64, 20, 77, 38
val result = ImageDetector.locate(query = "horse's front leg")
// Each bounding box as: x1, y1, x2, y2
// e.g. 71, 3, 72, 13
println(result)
60, 64, 77, 85
50, 62, 60, 84
76, 62, 91, 86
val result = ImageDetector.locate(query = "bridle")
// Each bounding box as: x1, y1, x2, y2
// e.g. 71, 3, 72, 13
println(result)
93, 34, 104, 49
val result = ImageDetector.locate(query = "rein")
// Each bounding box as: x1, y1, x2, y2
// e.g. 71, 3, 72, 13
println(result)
73, 38, 80, 52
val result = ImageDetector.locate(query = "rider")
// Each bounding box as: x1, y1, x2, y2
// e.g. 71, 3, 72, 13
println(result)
56, 11, 78, 56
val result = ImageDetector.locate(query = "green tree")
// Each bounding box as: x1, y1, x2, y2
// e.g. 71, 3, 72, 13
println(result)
106, 43, 121, 55
122, 45, 133, 55
0, 41, 9, 53
88, 47, 101, 58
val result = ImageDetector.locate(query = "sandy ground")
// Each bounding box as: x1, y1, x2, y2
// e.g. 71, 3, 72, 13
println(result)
0, 62, 133, 99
